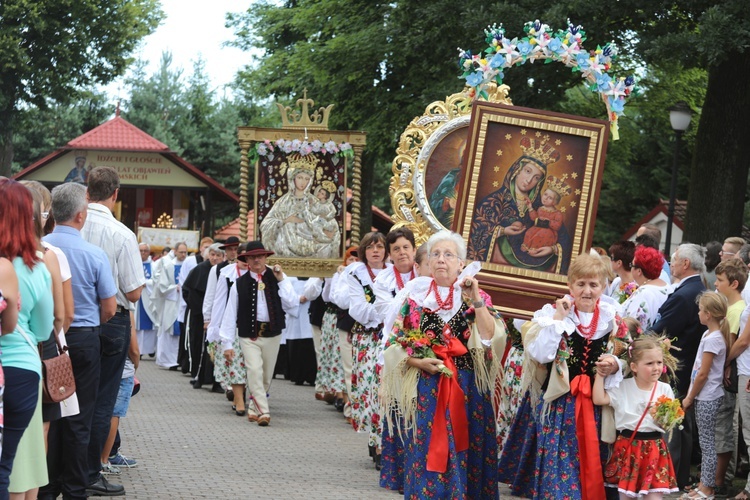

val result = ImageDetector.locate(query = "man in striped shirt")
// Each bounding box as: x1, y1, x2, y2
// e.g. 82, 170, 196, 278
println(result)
80, 166, 145, 497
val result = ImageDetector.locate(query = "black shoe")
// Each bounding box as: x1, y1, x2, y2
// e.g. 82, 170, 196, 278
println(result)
189, 379, 197, 385
86, 475, 125, 496
235, 409, 246, 416
148, 353, 155, 358
211, 383, 224, 394
168, 365, 179, 371
334, 398, 344, 412
225, 390, 234, 401
193, 381, 202, 389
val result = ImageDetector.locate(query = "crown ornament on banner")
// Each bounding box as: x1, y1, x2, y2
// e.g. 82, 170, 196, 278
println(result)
286, 152, 320, 174
520, 134, 561, 167
276, 88, 334, 129
545, 174, 572, 198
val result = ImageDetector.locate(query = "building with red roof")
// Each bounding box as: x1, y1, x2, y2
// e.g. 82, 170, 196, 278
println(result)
14, 113, 237, 238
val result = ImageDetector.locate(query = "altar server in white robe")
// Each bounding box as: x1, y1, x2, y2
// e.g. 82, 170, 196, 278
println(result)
137, 243, 157, 357
152, 242, 188, 369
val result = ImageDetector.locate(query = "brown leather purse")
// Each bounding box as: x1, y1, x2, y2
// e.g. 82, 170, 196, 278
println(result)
38, 332, 76, 404
19, 323, 76, 404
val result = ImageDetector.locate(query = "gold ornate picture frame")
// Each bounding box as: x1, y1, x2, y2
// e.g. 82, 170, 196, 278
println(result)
389, 84, 512, 245
454, 101, 609, 317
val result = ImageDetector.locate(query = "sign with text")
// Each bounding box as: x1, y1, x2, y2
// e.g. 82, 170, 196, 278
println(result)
26, 150, 206, 188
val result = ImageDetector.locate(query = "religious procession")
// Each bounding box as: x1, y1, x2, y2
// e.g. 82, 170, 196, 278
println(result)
1, 2, 749, 500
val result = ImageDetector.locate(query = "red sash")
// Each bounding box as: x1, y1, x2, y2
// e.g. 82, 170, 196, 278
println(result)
569, 374, 605, 500
426, 337, 469, 473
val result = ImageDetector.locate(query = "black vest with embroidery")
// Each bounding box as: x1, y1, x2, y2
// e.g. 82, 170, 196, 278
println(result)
420, 302, 474, 371
542, 330, 610, 391
235, 269, 286, 339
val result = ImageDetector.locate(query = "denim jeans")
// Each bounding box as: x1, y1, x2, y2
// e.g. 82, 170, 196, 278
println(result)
0, 367, 39, 499
87, 311, 130, 484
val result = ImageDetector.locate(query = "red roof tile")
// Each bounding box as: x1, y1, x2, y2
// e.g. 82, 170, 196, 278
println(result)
67, 116, 169, 152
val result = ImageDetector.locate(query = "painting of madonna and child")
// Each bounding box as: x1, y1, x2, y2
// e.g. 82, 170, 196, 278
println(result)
453, 102, 609, 281
256, 151, 345, 261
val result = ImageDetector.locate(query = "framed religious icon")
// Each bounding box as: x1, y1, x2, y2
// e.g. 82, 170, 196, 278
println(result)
238, 92, 366, 277
454, 101, 609, 318
390, 83, 512, 244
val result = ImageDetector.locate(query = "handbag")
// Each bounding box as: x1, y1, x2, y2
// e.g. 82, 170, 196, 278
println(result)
18, 324, 76, 403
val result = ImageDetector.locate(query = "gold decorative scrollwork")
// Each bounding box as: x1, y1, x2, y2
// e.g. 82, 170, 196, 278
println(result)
389, 83, 512, 245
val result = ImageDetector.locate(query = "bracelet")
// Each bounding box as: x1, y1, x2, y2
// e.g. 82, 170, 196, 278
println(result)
500, 226, 505, 236
472, 299, 486, 309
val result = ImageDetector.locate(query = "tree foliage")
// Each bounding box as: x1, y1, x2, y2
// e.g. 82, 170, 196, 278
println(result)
0, 0, 164, 176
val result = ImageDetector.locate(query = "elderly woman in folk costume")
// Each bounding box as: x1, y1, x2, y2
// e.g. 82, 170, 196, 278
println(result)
382, 230, 506, 499
498, 252, 629, 500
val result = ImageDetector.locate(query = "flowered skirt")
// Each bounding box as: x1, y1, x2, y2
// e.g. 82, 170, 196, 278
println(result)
208, 337, 246, 388
496, 345, 524, 454
350, 324, 380, 447
403, 369, 498, 500
316, 310, 345, 394
497, 390, 607, 500
379, 409, 405, 491
604, 434, 678, 497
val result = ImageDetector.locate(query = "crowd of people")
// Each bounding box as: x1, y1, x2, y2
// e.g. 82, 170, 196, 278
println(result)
4, 162, 750, 500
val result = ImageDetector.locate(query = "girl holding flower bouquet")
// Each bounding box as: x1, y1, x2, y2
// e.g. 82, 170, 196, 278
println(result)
593, 336, 680, 499
382, 230, 506, 499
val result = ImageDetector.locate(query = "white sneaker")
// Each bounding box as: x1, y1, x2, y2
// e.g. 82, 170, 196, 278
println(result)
100, 463, 121, 475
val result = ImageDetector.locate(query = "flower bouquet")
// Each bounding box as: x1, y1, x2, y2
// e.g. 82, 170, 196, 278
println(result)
394, 328, 453, 377
650, 394, 685, 433
617, 281, 638, 304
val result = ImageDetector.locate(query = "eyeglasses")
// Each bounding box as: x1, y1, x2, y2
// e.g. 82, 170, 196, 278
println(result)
720, 250, 736, 256
430, 251, 458, 260
41, 212, 49, 220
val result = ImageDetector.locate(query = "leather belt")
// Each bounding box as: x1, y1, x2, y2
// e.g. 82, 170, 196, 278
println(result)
115, 306, 129, 315
67, 326, 100, 334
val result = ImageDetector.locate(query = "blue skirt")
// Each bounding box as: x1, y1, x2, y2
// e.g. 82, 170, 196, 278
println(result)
497, 390, 607, 499
403, 369, 498, 499
379, 411, 405, 491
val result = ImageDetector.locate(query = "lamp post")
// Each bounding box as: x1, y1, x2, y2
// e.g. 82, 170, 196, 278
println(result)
664, 101, 693, 258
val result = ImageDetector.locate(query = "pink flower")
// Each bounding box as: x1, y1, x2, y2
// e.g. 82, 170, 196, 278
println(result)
406, 347, 414, 356
425, 330, 435, 339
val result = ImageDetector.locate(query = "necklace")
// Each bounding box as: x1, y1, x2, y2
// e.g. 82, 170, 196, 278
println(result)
574, 300, 600, 338
429, 280, 454, 310
394, 267, 415, 290
365, 265, 376, 282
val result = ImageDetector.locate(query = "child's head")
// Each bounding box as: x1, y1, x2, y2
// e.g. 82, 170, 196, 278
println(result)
698, 291, 732, 346
344, 246, 359, 266
414, 243, 430, 277
626, 336, 665, 384
314, 185, 332, 202
714, 258, 748, 296
621, 317, 643, 340
540, 188, 560, 207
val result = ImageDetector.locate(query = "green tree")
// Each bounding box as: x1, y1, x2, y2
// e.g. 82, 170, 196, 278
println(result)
0, 0, 163, 176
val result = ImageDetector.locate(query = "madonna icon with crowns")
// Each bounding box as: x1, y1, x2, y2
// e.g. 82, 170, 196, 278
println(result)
467, 133, 572, 274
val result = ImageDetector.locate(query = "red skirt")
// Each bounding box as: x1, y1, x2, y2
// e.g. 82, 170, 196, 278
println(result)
604, 433, 679, 497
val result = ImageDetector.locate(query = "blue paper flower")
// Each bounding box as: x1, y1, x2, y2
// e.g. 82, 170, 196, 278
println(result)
548, 38, 563, 53
517, 40, 532, 56
624, 75, 635, 87
596, 74, 612, 92
466, 71, 484, 87
489, 53, 506, 69
609, 97, 625, 114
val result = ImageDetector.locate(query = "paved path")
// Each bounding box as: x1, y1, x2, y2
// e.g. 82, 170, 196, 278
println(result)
113, 358, 686, 499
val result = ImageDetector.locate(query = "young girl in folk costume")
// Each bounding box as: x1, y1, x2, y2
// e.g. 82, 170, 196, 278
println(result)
382, 230, 506, 499
680, 291, 731, 500
593, 336, 679, 499
498, 252, 628, 500
345, 232, 392, 465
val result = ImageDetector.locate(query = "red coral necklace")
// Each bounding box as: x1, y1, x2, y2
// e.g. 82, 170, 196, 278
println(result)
575, 300, 600, 338
429, 280, 454, 310
394, 267, 415, 290
366, 265, 376, 282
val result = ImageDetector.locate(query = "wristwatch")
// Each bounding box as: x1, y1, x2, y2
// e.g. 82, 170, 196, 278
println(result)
472, 299, 486, 309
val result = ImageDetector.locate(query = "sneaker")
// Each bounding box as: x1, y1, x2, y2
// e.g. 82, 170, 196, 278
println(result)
100, 463, 121, 475
108, 452, 137, 468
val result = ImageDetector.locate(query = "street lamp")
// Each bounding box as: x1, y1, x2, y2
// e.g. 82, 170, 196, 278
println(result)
664, 101, 693, 258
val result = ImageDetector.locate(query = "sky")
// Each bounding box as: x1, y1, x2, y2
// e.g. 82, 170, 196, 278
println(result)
105, 0, 252, 100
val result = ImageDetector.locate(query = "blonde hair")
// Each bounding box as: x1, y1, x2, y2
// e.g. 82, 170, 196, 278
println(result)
698, 291, 732, 348
568, 252, 611, 287
626, 334, 679, 381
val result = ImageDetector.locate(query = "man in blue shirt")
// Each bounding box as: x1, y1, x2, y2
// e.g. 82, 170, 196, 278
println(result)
40, 182, 118, 500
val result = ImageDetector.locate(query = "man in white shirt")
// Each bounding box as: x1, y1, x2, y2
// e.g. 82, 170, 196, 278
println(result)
80, 166, 145, 497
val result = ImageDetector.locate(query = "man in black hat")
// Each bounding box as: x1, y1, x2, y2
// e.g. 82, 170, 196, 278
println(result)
219, 241, 298, 426
219, 236, 240, 263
